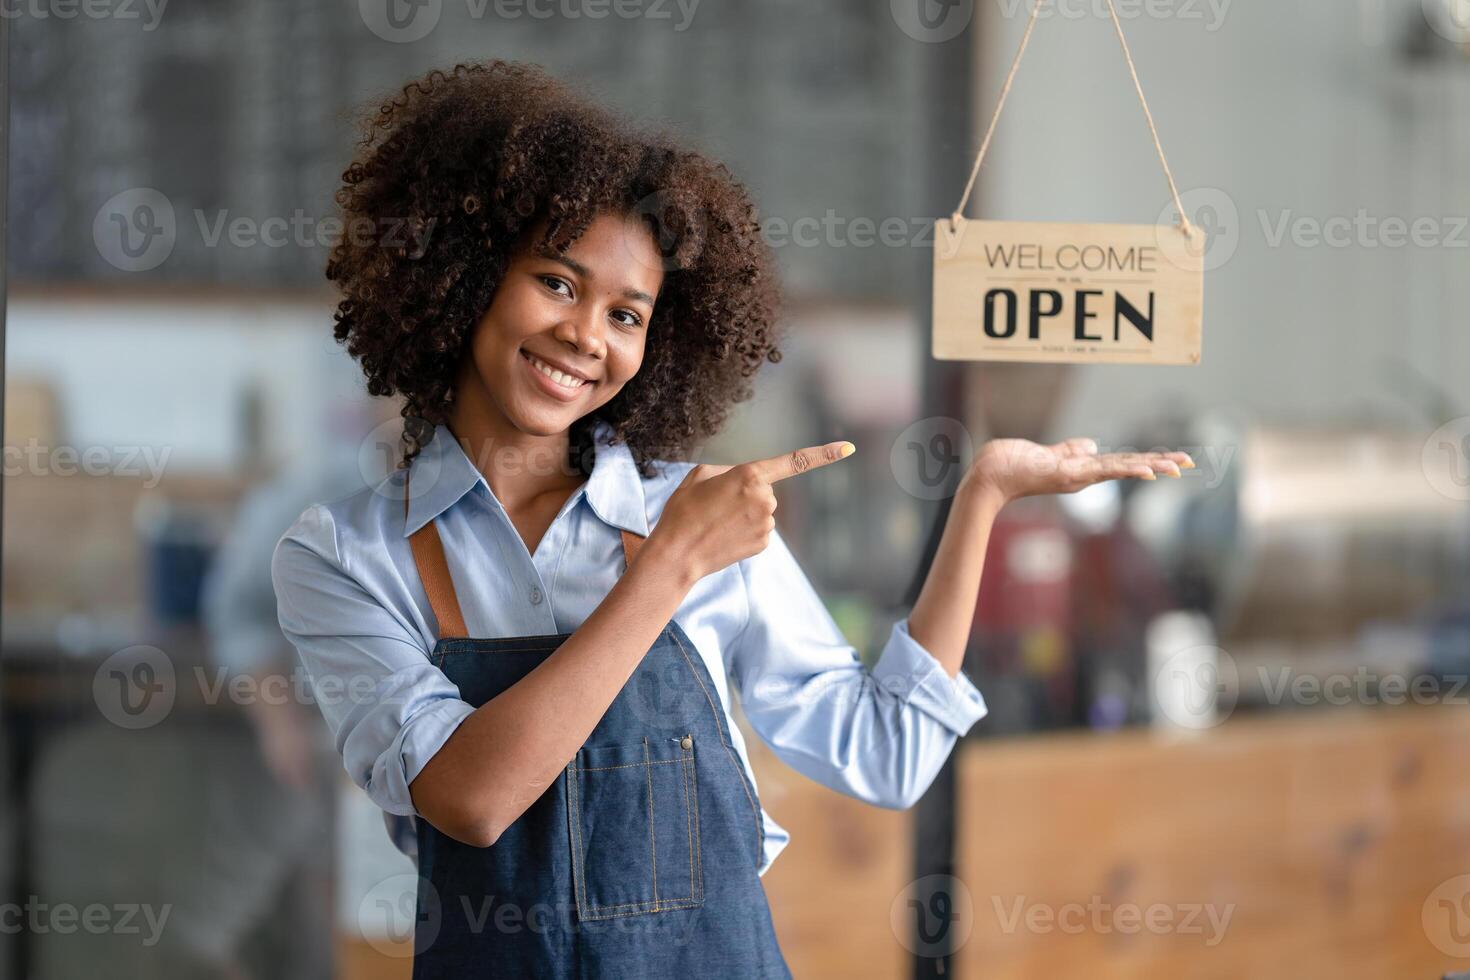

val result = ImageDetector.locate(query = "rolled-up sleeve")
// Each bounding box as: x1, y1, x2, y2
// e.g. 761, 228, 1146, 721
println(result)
869, 617, 989, 736
270, 505, 474, 817
730, 528, 988, 811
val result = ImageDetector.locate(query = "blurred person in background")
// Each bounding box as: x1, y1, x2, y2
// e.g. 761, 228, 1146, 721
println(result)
187, 395, 402, 980
23, 399, 397, 980
203, 396, 402, 795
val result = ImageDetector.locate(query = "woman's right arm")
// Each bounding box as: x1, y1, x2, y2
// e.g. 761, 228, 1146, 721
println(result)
271, 507, 701, 850
401, 534, 698, 846
409, 443, 852, 845
272, 442, 850, 849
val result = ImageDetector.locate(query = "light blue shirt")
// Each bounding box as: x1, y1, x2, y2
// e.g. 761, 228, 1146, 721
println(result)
270, 419, 988, 875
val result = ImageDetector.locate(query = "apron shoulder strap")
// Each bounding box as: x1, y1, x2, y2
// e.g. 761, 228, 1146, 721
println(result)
620, 527, 645, 570
404, 466, 648, 643
405, 469, 469, 640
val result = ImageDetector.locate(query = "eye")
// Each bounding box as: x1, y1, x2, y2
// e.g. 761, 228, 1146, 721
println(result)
539, 275, 572, 298
610, 309, 644, 329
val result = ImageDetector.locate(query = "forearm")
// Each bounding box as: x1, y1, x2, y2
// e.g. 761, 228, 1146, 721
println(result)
905, 475, 1006, 679
409, 536, 697, 846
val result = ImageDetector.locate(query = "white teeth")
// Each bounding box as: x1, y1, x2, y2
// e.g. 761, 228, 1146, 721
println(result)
526, 352, 586, 389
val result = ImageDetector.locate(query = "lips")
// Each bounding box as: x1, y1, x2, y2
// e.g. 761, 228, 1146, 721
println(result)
520, 349, 591, 401
525, 350, 591, 383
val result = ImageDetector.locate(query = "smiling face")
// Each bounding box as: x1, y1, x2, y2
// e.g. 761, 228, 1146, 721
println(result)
453, 210, 664, 442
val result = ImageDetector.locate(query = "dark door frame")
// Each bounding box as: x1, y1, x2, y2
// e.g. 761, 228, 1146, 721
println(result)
905, 15, 975, 979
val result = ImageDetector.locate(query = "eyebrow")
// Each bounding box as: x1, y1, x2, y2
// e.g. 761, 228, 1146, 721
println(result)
542, 253, 657, 307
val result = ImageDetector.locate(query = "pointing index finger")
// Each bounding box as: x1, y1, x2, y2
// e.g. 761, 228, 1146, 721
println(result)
749, 441, 856, 483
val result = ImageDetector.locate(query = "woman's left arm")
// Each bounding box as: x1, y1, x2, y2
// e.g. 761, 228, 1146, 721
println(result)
729, 437, 1192, 810
907, 437, 1193, 678
730, 525, 987, 811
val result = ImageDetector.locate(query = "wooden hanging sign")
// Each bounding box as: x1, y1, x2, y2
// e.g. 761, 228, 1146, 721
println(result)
933, 217, 1205, 365
934, 0, 1206, 366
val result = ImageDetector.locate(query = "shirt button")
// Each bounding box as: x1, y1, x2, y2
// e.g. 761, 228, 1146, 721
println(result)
529, 586, 543, 605
680, 736, 693, 750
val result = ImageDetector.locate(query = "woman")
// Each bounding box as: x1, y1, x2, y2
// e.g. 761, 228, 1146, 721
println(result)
271, 60, 1191, 978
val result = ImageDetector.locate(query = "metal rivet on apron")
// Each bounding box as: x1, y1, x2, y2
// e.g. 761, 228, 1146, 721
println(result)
680, 735, 693, 750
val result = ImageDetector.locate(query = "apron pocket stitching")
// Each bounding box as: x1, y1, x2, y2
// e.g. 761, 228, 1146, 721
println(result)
566, 765, 588, 917
568, 737, 703, 919
578, 900, 704, 920
685, 743, 702, 901
680, 746, 692, 900
570, 759, 686, 772
644, 738, 659, 909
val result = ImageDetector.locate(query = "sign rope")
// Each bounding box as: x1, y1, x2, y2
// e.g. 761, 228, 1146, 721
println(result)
949, 0, 1193, 236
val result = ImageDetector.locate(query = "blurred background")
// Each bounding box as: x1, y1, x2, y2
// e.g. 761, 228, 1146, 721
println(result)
4, 1, 1470, 977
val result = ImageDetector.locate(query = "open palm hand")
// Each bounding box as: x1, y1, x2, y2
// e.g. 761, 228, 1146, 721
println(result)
968, 437, 1194, 506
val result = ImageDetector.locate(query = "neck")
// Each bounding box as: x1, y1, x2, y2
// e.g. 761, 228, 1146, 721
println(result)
446, 379, 587, 513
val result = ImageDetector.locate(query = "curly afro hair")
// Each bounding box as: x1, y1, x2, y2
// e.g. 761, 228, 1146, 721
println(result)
326, 60, 783, 478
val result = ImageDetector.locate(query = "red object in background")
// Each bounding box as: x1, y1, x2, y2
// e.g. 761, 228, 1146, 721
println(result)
967, 502, 1179, 730
966, 502, 1178, 729
1071, 526, 1176, 648
973, 504, 1176, 642
969, 507, 1078, 719
974, 507, 1075, 635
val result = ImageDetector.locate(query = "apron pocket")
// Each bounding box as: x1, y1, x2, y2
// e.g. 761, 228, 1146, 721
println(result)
566, 734, 704, 920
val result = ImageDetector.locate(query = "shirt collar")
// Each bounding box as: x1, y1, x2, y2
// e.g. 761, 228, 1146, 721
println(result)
401, 419, 649, 538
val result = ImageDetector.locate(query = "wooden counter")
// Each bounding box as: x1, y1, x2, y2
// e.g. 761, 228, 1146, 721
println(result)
750, 733, 914, 979
954, 707, 1470, 979
333, 707, 1470, 978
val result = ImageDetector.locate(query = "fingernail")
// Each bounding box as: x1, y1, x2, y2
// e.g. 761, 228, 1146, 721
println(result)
1140, 471, 1157, 480
839, 442, 856, 458
1181, 459, 1196, 469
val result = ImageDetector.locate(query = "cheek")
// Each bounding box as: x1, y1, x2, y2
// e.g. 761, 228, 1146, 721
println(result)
479, 283, 545, 345
612, 333, 647, 382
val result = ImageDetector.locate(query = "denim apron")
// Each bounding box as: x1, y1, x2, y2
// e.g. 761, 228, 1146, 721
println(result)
403, 472, 792, 978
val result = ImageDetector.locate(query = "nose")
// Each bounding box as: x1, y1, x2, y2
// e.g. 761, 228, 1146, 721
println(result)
552, 304, 607, 360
